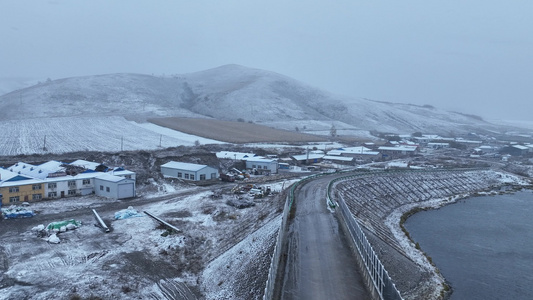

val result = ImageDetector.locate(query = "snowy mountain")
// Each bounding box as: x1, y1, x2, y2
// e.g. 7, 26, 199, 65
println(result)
0, 64, 504, 135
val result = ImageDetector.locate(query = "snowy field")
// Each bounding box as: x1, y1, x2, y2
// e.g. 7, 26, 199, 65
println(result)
0, 116, 225, 156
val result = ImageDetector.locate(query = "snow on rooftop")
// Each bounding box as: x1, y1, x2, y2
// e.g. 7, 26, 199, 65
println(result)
161, 161, 210, 171
244, 157, 277, 163
38, 160, 65, 172
8, 162, 54, 180
95, 173, 131, 183
512, 145, 529, 150
0, 168, 18, 181
327, 146, 377, 156
216, 151, 259, 160
323, 155, 354, 162
378, 146, 418, 151
291, 153, 325, 161
70, 159, 102, 170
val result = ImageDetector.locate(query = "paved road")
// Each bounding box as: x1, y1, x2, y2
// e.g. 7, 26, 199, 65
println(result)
280, 175, 371, 300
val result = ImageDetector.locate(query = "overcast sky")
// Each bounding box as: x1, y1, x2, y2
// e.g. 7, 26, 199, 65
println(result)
1, 1, 532, 121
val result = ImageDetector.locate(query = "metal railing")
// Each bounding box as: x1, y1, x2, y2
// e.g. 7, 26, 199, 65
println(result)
336, 191, 403, 300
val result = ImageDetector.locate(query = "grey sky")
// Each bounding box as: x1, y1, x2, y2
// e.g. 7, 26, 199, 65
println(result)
1, 1, 532, 121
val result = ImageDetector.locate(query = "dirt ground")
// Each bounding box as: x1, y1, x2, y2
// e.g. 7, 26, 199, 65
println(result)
148, 117, 327, 144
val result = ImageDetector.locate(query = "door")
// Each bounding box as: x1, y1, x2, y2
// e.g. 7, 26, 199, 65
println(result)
118, 183, 135, 199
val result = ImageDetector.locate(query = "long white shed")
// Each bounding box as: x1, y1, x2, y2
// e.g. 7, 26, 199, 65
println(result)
161, 161, 219, 181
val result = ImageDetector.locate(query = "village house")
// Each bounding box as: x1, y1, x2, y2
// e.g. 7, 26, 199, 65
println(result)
322, 155, 354, 164
291, 153, 324, 165
326, 146, 380, 163
427, 142, 450, 149
245, 157, 279, 174
378, 145, 419, 159
501, 145, 530, 156
160, 161, 219, 181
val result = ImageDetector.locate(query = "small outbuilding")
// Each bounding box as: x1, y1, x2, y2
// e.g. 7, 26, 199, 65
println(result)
94, 174, 136, 199
161, 161, 219, 181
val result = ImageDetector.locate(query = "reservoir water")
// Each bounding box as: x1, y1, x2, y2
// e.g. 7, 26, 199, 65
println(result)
404, 189, 533, 300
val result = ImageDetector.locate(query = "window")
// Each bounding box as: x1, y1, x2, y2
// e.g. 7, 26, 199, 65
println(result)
177, 172, 182, 178
9, 196, 19, 203
211, 173, 216, 179
32, 184, 42, 190
184, 174, 189, 179
100, 185, 104, 191
263, 166, 268, 169
125, 175, 131, 179
48, 192, 57, 198
48, 183, 57, 189
9, 187, 19, 193
68, 190, 76, 196
68, 180, 76, 187
106, 187, 110, 192
32, 194, 42, 200
82, 179, 90, 185
190, 174, 195, 180
200, 174, 206, 180
252, 165, 256, 168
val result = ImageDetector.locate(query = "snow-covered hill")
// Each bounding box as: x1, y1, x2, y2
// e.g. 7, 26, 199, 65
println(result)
0, 64, 506, 136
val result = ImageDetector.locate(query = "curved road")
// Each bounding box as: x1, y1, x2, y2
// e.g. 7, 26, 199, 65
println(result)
280, 175, 371, 300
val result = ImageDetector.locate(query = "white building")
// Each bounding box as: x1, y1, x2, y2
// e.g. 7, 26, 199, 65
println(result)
291, 154, 325, 164
427, 143, 450, 149
161, 161, 219, 181
327, 146, 372, 156
378, 145, 418, 157
245, 158, 278, 174
94, 174, 136, 199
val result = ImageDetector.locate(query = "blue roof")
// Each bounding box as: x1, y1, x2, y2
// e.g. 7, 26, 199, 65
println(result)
6, 175, 33, 182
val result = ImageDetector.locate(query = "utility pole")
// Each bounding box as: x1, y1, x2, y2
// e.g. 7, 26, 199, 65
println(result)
121, 136, 124, 151
43, 135, 47, 151
159, 134, 162, 147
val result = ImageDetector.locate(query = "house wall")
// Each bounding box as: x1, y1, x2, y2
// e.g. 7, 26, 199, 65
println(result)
45, 178, 95, 199
0, 183, 44, 205
161, 166, 181, 178
195, 167, 219, 181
